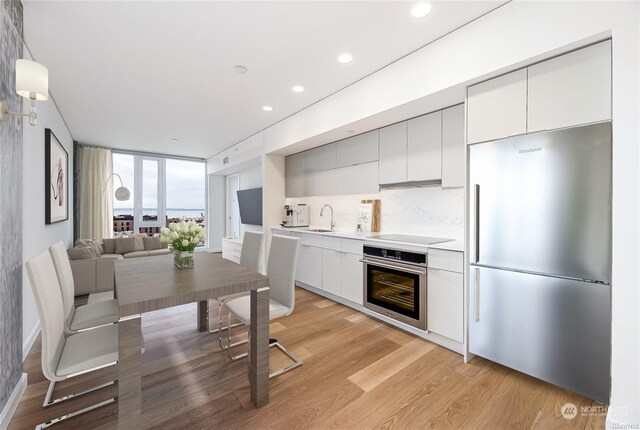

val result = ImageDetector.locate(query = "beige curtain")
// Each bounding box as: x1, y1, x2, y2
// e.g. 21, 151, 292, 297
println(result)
78, 146, 113, 240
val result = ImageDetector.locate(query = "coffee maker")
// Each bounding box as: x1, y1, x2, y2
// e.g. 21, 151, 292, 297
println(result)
283, 204, 310, 227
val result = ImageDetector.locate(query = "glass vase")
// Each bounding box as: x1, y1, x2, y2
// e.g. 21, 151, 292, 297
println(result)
174, 251, 194, 270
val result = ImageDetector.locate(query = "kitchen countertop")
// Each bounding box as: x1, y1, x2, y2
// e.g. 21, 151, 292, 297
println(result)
271, 226, 377, 240
272, 226, 465, 252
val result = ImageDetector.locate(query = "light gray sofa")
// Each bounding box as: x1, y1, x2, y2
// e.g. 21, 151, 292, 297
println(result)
69, 236, 170, 296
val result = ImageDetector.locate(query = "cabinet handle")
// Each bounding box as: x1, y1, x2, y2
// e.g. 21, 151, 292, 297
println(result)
474, 184, 480, 264
474, 268, 480, 323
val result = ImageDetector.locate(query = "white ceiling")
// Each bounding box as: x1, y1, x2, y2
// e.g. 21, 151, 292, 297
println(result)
24, 1, 504, 159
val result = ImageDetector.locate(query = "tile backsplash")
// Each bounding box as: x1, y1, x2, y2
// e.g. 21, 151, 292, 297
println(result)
285, 186, 464, 240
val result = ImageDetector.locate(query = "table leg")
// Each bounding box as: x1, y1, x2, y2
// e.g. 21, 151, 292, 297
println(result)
197, 300, 209, 332
249, 286, 270, 407
118, 315, 142, 429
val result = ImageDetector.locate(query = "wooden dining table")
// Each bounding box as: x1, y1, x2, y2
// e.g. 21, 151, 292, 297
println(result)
114, 252, 270, 429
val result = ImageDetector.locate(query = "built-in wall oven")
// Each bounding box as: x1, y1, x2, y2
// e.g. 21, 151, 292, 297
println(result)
362, 245, 427, 330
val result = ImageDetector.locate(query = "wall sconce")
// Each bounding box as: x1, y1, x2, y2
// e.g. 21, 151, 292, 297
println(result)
0, 59, 49, 126
104, 173, 132, 201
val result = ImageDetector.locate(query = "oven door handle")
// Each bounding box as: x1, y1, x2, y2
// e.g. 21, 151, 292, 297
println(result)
360, 259, 427, 276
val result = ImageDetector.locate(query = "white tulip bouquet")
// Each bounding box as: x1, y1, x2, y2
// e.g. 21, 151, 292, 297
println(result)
160, 220, 207, 252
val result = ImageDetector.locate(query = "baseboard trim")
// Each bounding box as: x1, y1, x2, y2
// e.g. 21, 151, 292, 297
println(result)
0, 373, 27, 430
23, 320, 40, 362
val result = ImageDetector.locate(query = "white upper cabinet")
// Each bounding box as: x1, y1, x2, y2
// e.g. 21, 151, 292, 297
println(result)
407, 111, 442, 182
527, 40, 612, 132
336, 130, 379, 168
467, 69, 528, 144
441, 104, 465, 188
285, 174, 305, 198
304, 143, 337, 173
379, 122, 408, 184
304, 169, 336, 196
335, 162, 379, 195
285, 152, 305, 177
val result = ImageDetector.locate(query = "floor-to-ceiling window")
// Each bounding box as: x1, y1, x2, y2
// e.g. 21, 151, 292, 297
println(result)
112, 152, 206, 239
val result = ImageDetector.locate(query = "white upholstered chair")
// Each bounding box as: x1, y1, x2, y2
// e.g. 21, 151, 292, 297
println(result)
26, 250, 119, 430
49, 241, 119, 334
222, 235, 302, 378
210, 231, 263, 339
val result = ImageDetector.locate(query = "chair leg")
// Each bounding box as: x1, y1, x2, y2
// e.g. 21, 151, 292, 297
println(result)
269, 341, 303, 378
43, 380, 115, 407
38, 380, 117, 429
36, 398, 116, 430
209, 300, 242, 336
225, 313, 249, 359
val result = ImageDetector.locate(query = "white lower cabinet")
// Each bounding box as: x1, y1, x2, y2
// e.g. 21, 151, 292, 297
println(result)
341, 253, 363, 305
297, 244, 322, 289
292, 232, 363, 305
427, 250, 464, 343
321, 249, 342, 296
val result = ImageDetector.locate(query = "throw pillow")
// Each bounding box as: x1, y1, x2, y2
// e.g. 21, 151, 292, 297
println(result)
133, 234, 145, 252
115, 237, 136, 254
91, 238, 104, 254
103, 238, 116, 254
143, 236, 162, 250
67, 246, 97, 260
75, 239, 102, 257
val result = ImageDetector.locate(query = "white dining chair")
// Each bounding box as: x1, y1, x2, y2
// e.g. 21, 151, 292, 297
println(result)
26, 250, 120, 430
222, 235, 302, 378
49, 241, 119, 334
210, 231, 263, 340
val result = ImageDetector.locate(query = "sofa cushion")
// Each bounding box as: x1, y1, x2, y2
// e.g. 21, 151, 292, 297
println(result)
123, 251, 150, 258
133, 234, 145, 252
148, 248, 171, 256
143, 236, 162, 250
102, 238, 115, 254
115, 237, 136, 254
67, 247, 97, 260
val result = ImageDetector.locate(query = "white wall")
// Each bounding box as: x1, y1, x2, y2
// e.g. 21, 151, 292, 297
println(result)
286, 187, 464, 240
22, 47, 75, 357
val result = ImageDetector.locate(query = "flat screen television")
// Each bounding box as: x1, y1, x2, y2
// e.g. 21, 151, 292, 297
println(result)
236, 187, 263, 226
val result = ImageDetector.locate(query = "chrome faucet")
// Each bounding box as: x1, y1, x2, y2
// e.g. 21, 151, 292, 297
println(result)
320, 204, 335, 230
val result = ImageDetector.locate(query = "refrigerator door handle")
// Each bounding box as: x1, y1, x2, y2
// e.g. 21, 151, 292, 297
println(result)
474, 184, 480, 264
474, 267, 480, 322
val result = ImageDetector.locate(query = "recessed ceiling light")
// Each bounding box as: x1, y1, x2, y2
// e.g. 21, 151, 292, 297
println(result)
292, 85, 305, 93
234, 65, 248, 74
337, 53, 353, 64
262, 105, 273, 111
170, 138, 179, 142
411, 3, 432, 19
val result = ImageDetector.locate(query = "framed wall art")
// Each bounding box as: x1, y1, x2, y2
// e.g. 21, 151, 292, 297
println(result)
45, 128, 68, 224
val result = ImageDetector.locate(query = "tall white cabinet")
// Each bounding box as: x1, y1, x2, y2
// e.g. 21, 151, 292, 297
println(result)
441, 105, 465, 188
378, 122, 408, 185
407, 111, 442, 182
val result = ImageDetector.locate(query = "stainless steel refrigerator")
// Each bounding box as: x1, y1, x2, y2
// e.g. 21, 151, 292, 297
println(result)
469, 122, 611, 404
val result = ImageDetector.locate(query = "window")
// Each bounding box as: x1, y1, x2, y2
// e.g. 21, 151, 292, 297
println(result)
112, 153, 206, 240
166, 159, 206, 224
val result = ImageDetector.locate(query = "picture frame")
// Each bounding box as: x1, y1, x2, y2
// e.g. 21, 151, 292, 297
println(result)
45, 128, 68, 224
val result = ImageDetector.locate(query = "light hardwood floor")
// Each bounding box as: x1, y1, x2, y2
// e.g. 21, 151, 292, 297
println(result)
9, 288, 605, 429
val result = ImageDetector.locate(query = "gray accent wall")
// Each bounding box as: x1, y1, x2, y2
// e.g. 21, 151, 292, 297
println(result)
0, 0, 23, 412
